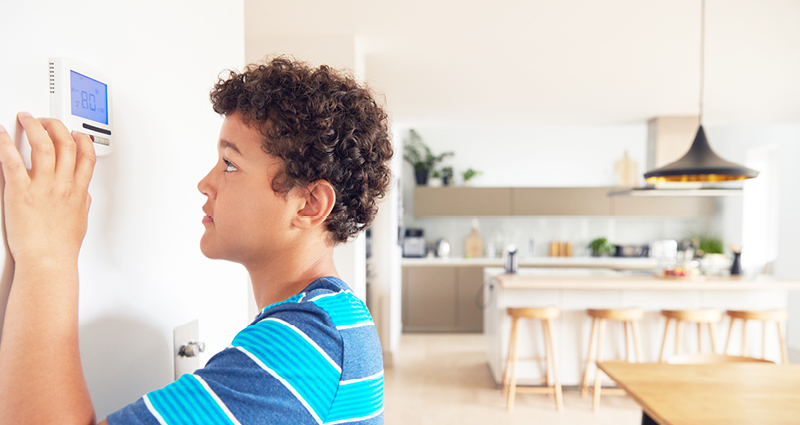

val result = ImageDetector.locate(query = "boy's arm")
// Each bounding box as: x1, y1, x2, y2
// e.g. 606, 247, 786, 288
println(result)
0, 113, 97, 424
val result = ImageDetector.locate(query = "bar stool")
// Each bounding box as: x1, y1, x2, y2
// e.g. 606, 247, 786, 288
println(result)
659, 309, 722, 362
502, 306, 563, 412
724, 309, 789, 364
579, 308, 643, 412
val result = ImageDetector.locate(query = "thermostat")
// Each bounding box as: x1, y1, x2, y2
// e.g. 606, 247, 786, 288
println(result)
49, 57, 113, 156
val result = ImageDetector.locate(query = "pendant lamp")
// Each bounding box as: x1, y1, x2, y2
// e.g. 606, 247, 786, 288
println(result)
643, 0, 758, 184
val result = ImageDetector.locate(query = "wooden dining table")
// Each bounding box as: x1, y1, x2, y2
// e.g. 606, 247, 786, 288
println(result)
597, 361, 800, 425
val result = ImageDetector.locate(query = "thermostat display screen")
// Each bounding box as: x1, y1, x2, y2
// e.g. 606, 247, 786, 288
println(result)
70, 70, 108, 125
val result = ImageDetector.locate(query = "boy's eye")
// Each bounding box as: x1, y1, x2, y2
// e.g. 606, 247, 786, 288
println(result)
224, 159, 238, 172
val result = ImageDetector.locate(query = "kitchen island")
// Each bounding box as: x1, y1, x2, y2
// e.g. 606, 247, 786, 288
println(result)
483, 267, 800, 386
401, 257, 658, 332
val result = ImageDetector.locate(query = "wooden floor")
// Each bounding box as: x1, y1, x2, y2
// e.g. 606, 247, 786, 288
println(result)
384, 333, 642, 425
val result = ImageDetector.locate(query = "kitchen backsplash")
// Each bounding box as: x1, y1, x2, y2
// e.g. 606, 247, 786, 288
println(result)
404, 216, 722, 258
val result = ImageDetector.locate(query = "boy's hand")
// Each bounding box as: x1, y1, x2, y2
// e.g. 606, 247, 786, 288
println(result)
0, 112, 96, 266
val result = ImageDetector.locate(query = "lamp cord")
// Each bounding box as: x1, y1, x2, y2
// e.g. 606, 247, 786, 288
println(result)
699, 0, 705, 125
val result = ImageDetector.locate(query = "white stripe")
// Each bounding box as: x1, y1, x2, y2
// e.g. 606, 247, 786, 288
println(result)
297, 292, 307, 302
143, 394, 169, 425
235, 346, 323, 425
307, 291, 342, 303
336, 322, 374, 330
261, 317, 342, 373
324, 406, 384, 425
340, 370, 384, 385
192, 374, 243, 425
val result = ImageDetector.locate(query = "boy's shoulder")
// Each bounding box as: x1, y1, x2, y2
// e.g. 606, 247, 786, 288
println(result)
252, 276, 373, 331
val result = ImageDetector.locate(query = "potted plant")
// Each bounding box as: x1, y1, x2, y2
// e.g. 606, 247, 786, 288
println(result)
441, 166, 454, 186
403, 129, 454, 186
589, 237, 612, 257
461, 168, 482, 186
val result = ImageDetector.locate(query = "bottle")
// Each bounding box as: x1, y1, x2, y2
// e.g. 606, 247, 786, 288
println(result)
504, 245, 518, 274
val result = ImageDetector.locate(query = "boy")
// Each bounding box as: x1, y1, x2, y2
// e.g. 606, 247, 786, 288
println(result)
0, 57, 392, 424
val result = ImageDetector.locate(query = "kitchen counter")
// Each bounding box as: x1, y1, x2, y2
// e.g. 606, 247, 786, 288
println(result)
483, 267, 799, 386
402, 256, 659, 270
494, 269, 800, 291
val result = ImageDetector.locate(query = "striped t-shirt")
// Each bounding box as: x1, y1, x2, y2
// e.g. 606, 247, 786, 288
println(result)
108, 276, 384, 425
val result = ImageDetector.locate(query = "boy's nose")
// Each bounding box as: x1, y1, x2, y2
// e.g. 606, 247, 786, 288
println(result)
197, 170, 215, 198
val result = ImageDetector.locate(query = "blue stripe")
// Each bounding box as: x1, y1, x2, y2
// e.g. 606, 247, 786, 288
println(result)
260, 292, 303, 314
325, 374, 384, 423
233, 319, 340, 419
146, 375, 234, 425
311, 292, 373, 328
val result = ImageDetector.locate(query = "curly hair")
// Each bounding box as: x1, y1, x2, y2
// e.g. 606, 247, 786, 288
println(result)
209, 57, 393, 244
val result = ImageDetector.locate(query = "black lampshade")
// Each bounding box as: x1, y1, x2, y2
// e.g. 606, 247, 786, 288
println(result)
643, 126, 759, 184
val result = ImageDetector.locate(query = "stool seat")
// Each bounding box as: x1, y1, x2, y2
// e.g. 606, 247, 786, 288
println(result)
580, 308, 643, 412
508, 306, 560, 320
662, 309, 722, 323
502, 306, 563, 412
724, 309, 788, 364
659, 309, 722, 362
587, 308, 643, 321
726, 309, 788, 322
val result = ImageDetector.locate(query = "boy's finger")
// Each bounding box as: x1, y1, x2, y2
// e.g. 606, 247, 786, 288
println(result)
73, 131, 96, 191
0, 124, 31, 189
17, 112, 55, 180
40, 118, 77, 182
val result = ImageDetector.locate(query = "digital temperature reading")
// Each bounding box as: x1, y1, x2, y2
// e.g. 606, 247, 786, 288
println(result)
70, 71, 108, 125
50, 57, 114, 156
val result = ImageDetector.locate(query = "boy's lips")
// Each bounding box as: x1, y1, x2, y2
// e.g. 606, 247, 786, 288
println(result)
202, 208, 213, 223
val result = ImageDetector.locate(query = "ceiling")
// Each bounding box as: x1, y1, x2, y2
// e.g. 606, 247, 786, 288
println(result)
245, 0, 800, 126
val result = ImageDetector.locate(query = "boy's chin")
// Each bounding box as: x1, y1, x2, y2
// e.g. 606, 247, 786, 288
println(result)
199, 239, 225, 260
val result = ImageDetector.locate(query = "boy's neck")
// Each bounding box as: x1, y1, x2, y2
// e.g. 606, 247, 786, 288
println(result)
247, 242, 339, 310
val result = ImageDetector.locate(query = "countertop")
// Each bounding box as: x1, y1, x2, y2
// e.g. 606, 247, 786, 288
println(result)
401, 256, 659, 270
487, 267, 800, 291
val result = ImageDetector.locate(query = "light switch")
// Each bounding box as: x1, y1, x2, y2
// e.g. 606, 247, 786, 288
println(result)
173, 320, 203, 381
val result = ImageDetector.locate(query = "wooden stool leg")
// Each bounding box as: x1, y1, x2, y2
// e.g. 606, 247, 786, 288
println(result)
778, 321, 789, 365
545, 319, 563, 412
631, 319, 643, 363
675, 320, 684, 356
762, 321, 768, 360
580, 318, 598, 397
741, 319, 748, 357
624, 321, 631, 362
697, 323, 703, 353
542, 319, 551, 387
507, 317, 521, 411
708, 322, 718, 354
659, 318, 671, 362
725, 318, 736, 355
592, 319, 606, 412
502, 317, 519, 398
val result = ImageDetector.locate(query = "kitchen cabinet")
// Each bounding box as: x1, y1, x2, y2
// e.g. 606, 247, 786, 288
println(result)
414, 187, 512, 217
402, 266, 484, 332
512, 187, 611, 216
413, 186, 719, 218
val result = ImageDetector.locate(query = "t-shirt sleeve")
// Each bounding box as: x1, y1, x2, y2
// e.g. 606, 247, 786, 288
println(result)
107, 305, 343, 425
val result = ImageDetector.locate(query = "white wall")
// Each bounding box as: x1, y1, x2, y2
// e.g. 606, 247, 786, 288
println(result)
0, 1, 246, 419
709, 125, 800, 351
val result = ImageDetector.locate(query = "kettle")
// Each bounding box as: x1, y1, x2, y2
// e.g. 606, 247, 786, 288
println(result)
435, 239, 451, 258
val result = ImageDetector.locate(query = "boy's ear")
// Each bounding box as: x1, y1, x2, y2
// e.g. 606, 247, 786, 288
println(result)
292, 180, 336, 230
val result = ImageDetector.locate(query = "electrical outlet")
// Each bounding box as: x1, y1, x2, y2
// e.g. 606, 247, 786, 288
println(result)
173, 320, 201, 381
